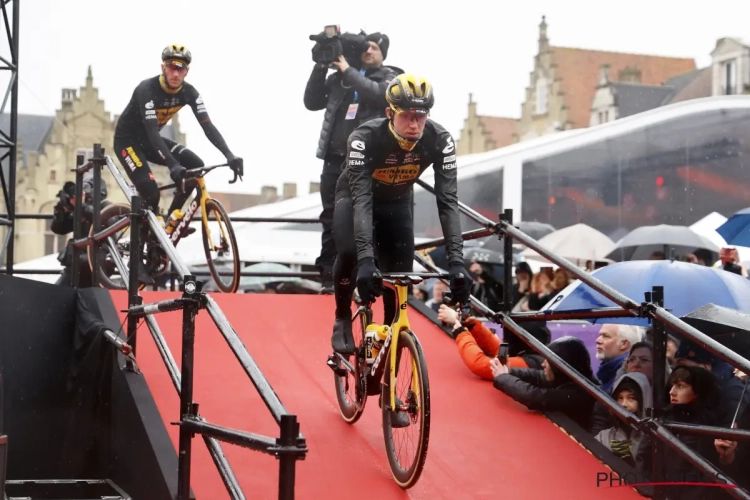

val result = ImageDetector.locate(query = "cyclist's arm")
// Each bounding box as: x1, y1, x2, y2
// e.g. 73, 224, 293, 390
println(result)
187, 86, 234, 159
135, 84, 180, 168
432, 131, 464, 265
345, 131, 376, 262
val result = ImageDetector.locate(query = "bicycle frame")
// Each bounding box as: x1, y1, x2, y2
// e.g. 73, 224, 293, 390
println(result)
366, 279, 415, 413
167, 176, 227, 252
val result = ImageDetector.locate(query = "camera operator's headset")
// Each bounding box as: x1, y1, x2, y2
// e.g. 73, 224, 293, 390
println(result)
385, 74, 435, 151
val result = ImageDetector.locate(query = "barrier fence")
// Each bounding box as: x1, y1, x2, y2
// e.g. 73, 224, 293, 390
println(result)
414, 178, 750, 499
3, 142, 750, 499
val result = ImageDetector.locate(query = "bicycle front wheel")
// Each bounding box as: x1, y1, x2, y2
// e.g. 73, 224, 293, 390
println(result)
201, 198, 240, 293
381, 329, 431, 489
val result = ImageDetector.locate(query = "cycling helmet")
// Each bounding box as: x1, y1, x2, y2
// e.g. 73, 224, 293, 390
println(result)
386, 74, 434, 114
162, 44, 192, 66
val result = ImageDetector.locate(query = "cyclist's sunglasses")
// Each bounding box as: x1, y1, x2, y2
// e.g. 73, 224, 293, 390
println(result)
164, 60, 188, 72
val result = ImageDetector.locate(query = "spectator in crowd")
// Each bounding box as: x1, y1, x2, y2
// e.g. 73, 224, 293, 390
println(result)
51, 173, 113, 287
468, 260, 504, 313
714, 378, 750, 491
594, 372, 652, 470
595, 324, 644, 393
674, 340, 750, 428
667, 335, 680, 368
525, 268, 555, 310
512, 262, 533, 308
304, 31, 401, 292
490, 336, 599, 431
437, 304, 550, 380
424, 280, 448, 312
660, 365, 723, 500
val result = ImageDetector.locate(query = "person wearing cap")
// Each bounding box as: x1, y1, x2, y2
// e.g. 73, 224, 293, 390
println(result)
304, 31, 403, 293
674, 340, 750, 428
114, 44, 244, 239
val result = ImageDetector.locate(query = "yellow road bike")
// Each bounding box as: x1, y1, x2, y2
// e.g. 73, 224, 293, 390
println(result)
326, 271, 465, 489
88, 164, 241, 292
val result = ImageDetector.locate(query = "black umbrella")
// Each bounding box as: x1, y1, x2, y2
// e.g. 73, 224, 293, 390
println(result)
605, 224, 720, 262
481, 221, 556, 252
681, 303, 750, 357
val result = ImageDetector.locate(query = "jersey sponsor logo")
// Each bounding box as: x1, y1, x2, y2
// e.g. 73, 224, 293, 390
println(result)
349, 151, 365, 159
196, 95, 204, 105
442, 139, 455, 154
145, 100, 154, 110
196, 104, 207, 114
351, 140, 365, 151
349, 160, 365, 166
372, 164, 420, 185
385, 153, 398, 165
126, 146, 143, 167
156, 105, 184, 125
442, 162, 457, 171
443, 154, 456, 163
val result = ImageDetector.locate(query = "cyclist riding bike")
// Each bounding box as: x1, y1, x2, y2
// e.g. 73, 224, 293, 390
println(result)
114, 44, 243, 235
330, 74, 473, 355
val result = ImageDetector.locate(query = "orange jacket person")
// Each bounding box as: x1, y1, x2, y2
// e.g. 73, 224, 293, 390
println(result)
438, 304, 551, 380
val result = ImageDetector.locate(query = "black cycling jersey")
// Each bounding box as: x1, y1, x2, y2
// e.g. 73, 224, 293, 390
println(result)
336, 117, 464, 265
114, 75, 232, 168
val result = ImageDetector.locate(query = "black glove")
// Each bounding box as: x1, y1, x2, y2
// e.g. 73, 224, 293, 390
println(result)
356, 257, 383, 304
449, 263, 473, 304
170, 164, 187, 190
228, 156, 244, 177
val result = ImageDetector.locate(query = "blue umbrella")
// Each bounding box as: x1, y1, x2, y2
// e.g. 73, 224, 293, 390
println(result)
717, 207, 750, 247
542, 260, 750, 326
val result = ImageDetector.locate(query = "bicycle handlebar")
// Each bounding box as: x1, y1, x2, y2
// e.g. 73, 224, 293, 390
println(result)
159, 163, 243, 192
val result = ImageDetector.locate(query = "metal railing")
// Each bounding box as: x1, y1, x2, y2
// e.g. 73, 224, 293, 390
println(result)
414, 177, 750, 499
57, 144, 310, 499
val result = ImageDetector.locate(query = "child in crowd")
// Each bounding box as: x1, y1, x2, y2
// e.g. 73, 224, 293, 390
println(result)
595, 372, 652, 468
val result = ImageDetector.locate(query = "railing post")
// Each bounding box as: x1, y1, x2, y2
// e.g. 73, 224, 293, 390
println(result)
177, 275, 200, 500
70, 153, 85, 288
126, 195, 143, 364
277, 414, 299, 500
650, 285, 666, 500
501, 208, 514, 313
90, 144, 104, 287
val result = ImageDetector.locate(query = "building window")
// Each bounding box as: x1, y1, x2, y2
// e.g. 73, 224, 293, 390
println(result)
535, 78, 548, 114
723, 60, 737, 95
49, 170, 56, 182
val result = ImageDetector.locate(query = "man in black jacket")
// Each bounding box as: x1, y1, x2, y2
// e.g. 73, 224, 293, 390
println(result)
51, 174, 111, 287
304, 32, 402, 292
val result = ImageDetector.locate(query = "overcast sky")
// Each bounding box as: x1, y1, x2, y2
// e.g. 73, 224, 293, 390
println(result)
7, 1, 750, 194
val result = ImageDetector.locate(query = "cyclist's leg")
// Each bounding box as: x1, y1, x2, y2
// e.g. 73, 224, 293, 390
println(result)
161, 139, 205, 214
373, 196, 415, 326
114, 138, 161, 212
330, 190, 359, 355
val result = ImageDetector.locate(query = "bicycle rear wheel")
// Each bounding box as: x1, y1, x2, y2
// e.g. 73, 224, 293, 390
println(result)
201, 198, 240, 293
381, 329, 431, 489
87, 202, 147, 290
333, 306, 370, 423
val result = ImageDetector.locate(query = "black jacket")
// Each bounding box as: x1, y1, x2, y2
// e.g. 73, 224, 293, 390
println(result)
337, 118, 463, 265
304, 64, 402, 160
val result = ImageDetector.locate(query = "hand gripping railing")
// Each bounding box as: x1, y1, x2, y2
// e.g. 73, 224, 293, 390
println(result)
414, 178, 750, 499
74, 146, 309, 499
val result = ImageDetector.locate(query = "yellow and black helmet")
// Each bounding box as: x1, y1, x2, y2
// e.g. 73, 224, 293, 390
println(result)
386, 74, 434, 114
162, 44, 192, 66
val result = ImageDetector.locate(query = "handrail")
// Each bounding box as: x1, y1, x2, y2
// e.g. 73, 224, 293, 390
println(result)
412, 176, 750, 499
68, 145, 309, 499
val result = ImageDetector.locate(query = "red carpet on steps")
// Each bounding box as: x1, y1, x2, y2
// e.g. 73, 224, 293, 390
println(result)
111, 291, 639, 500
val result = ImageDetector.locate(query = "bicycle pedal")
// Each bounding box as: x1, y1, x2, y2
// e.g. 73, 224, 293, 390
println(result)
326, 355, 348, 377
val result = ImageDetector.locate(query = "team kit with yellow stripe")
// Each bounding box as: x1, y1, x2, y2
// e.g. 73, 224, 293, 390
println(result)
114, 44, 241, 221
330, 74, 471, 356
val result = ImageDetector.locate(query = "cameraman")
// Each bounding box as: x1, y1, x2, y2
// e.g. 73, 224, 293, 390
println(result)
304, 30, 403, 292
51, 172, 111, 287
